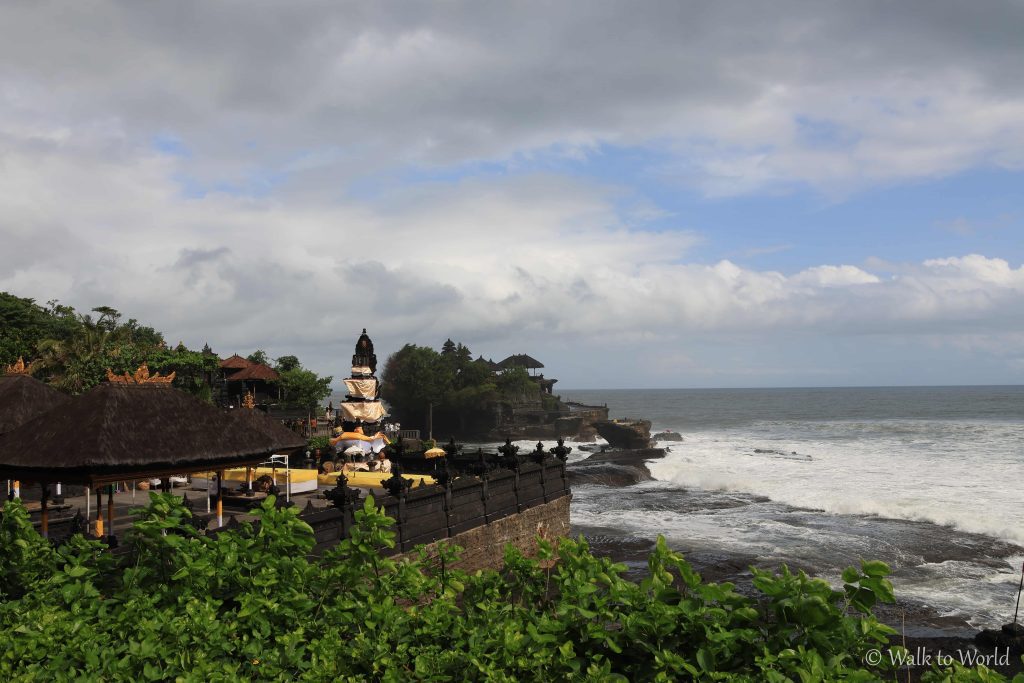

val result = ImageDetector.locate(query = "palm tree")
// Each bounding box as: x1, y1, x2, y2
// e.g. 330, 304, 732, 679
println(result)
37, 314, 125, 394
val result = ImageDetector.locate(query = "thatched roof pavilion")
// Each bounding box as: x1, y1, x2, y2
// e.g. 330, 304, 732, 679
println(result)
498, 354, 545, 373
227, 363, 280, 382
0, 383, 302, 487
0, 374, 70, 436
219, 354, 252, 371
224, 407, 305, 451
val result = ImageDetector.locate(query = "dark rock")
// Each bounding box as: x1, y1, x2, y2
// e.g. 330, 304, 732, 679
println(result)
977, 623, 1024, 655
566, 448, 667, 487
583, 447, 667, 466
568, 463, 651, 487
653, 430, 683, 442
594, 420, 652, 449
554, 415, 583, 436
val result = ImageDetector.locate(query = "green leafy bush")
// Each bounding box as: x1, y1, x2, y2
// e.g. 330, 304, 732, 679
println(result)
308, 436, 331, 452
0, 495, 1018, 681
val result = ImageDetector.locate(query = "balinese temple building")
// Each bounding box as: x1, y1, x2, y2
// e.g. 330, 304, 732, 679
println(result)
217, 354, 281, 407
338, 329, 387, 429
496, 353, 558, 395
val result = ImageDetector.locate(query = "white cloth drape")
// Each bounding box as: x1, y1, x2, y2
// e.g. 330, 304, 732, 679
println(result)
338, 437, 388, 454
339, 401, 387, 422
344, 378, 378, 398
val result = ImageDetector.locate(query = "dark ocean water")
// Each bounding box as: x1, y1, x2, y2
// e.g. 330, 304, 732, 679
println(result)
558, 386, 1024, 632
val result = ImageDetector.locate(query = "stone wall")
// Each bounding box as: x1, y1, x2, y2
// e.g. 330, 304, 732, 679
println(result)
407, 495, 571, 573
303, 458, 572, 556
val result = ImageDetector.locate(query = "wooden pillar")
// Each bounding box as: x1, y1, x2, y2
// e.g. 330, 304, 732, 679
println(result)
85, 485, 91, 520
246, 466, 253, 495
40, 484, 49, 538
106, 484, 115, 540
216, 469, 224, 528
94, 487, 104, 537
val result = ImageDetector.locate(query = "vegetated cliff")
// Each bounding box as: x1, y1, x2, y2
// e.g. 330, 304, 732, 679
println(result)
380, 341, 608, 441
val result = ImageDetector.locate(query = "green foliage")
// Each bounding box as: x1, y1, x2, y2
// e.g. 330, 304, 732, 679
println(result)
0, 500, 57, 599
383, 341, 550, 432
308, 436, 331, 451
147, 346, 221, 399
0, 496, 1013, 681
381, 344, 453, 416
496, 366, 537, 400
247, 349, 270, 366
0, 294, 61, 367
278, 365, 333, 412
275, 355, 300, 372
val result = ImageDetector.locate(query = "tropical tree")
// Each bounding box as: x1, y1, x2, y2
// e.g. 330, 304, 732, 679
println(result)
36, 314, 127, 394
274, 355, 300, 372
0, 293, 50, 367
246, 349, 270, 366
381, 344, 453, 432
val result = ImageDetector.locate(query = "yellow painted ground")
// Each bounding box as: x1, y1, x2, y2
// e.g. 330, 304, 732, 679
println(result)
317, 470, 435, 489
193, 467, 319, 483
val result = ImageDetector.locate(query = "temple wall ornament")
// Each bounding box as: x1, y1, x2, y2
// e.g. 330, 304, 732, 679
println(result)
105, 363, 176, 385
242, 390, 256, 409
3, 357, 34, 375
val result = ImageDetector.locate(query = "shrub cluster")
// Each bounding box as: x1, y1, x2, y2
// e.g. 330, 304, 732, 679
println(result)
0, 495, 1016, 681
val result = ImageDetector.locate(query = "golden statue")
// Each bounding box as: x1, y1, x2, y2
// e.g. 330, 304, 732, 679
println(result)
105, 363, 176, 385
3, 357, 34, 375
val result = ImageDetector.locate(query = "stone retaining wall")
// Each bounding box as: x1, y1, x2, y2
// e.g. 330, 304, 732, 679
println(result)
412, 494, 571, 573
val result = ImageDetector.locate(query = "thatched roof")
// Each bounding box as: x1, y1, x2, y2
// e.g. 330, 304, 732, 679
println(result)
227, 363, 280, 382
224, 409, 305, 453
0, 374, 70, 436
0, 383, 300, 485
475, 355, 502, 372
220, 354, 252, 370
498, 354, 544, 370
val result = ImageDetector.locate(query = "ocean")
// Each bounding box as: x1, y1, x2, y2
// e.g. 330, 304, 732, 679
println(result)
559, 386, 1024, 634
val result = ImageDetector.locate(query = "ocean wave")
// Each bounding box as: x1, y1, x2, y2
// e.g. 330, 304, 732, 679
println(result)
645, 426, 1024, 547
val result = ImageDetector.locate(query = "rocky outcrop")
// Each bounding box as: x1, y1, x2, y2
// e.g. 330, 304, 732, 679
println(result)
653, 430, 683, 442
594, 420, 652, 449
568, 447, 667, 487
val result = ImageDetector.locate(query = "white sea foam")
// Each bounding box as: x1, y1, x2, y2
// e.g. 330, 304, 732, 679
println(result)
648, 420, 1024, 546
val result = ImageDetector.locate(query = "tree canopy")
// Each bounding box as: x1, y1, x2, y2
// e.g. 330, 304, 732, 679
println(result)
382, 340, 545, 433
274, 356, 332, 412
0, 291, 330, 405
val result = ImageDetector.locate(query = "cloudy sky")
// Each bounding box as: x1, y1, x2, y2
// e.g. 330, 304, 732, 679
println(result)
1, 1, 1023, 389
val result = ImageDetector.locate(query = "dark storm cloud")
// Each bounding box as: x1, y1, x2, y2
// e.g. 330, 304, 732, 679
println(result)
3, 1, 1023, 190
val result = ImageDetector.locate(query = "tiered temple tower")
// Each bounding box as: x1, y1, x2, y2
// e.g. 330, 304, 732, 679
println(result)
338, 329, 386, 428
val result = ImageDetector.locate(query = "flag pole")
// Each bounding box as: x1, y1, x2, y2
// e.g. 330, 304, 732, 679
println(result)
1014, 561, 1024, 626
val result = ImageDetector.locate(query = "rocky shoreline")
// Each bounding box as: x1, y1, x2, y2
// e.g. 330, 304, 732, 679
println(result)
568, 446, 1024, 680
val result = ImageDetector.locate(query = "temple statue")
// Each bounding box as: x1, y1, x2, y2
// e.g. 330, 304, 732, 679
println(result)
332, 329, 389, 457
351, 328, 377, 375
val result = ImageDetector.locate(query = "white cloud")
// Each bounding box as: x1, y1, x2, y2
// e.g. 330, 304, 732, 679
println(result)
1, 113, 1021, 385
3, 2, 1024, 195
1, 2, 1023, 386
